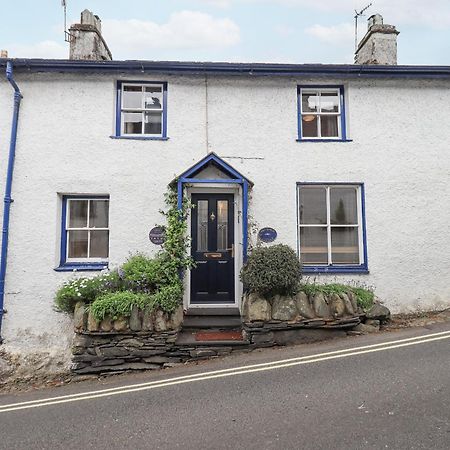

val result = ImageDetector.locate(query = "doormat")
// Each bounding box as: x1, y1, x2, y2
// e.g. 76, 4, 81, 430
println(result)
195, 331, 244, 341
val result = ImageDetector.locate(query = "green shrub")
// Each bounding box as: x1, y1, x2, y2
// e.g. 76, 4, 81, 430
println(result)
240, 244, 301, 298
300, 283, 374, 311
151, 282, 183, 313
55, 271, 123, 313
121, 253, 165, 292
89, 291, 154, 321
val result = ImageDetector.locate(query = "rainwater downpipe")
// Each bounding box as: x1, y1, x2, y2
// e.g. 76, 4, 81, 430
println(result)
0, 62, 22, 343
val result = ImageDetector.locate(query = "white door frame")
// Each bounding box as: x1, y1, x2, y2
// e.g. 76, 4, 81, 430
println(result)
183, 183, 243, 311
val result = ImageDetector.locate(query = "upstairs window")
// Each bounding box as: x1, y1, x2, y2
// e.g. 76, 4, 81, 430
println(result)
297, 184, 367, 273
116, 82, 167, 138
57, 196, 109, 271
298, 87, 346, 141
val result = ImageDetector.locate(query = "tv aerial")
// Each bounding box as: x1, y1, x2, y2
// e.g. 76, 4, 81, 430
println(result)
354, 3, 372, 51
61, 0, 73, 42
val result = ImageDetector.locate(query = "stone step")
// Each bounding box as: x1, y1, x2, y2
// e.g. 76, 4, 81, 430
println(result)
185, 307, 241, 316
183, 315, 242, 329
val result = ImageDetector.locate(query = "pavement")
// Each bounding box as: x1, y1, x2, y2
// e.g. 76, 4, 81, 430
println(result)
0, 322, 449, 449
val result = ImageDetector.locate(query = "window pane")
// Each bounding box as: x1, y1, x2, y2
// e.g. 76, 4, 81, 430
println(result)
123, 85, 142, 109
144, 86, 162, 110
90, 230, 109, 258
302, 115, 318, 137
320, 115, 339, 137
89, 200, 109, 228
144, 112, 162, 135
68, 230, 88, 258
300, 227, 328, 264
302, 92, 319, 112
217, 200, 228, 251
197, 200, 208, 252
320, 92, 339, 113
331, 227, 359, 264
299, 187, 327, 224
330, 187, 358, 225
68, 200, 88, 228
123, 112, 142, 134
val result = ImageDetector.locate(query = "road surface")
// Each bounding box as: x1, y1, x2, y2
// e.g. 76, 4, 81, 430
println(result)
1, 322, 449, 449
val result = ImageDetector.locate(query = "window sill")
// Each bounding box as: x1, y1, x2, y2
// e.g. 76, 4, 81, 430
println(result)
296, 139, 353, 143
110, 135, 169, 141
302, 265, 369, 274
54, 263, 108, 272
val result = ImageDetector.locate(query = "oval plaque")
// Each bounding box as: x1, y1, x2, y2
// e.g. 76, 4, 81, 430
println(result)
258, 227, 277, 243
149, 226, 165, 245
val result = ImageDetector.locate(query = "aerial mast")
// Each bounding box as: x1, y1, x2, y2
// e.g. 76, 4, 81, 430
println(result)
354, 3, 372, 52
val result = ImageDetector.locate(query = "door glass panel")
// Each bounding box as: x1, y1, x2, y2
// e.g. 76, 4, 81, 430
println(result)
217, 200, 228, 251
197, 200, 208, 252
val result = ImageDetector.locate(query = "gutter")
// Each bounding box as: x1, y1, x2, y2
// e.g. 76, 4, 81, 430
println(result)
1, 58, 450, 79
0, 61, 22, 343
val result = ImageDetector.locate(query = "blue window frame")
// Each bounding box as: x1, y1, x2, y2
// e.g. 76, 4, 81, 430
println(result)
55, 195, 110, 272
297, 183, 368, 274
114, 81, 168, 140
297, 85, 349, 142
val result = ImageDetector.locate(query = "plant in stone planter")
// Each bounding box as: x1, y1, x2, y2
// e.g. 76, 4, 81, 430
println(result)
55, 270, 124, 313
240, 244, 302, 298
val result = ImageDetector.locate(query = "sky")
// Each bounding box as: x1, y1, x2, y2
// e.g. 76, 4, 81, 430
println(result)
2, 0, 450, 65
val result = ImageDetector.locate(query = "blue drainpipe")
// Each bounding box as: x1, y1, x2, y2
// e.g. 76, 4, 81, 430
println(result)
0, 62, 23, 343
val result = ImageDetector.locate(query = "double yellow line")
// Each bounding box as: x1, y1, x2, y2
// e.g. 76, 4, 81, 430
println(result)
1, 330, 449, 413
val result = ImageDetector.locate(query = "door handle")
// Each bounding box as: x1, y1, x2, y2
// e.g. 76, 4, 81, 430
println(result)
226, 244, 235, 258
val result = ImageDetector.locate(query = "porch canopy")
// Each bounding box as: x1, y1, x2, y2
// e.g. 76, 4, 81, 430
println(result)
174, 152, 253, 259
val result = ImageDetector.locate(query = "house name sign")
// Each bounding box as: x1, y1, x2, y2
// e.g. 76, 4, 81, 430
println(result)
149, 226, 165, 245
258, 227, 277, 243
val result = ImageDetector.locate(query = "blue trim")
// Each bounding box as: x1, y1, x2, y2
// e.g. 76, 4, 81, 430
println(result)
0, 62, 23, 343
3, 59, 450, 78
177, 180, 183, 210
180, 178, 243, 184
297, 85, 347, 142
58, 195, 109, 271
179, 152, 252, 185
55, 263, 108, 272
297, 182, 369, 274
242, 180, 249, 262
296, 139, 353, 143
302, 266, 369, 274
115, 80, 168, 139
110, 136, 169, 141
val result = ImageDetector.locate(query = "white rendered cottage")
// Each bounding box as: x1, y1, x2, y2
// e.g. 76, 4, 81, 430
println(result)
0, 11, 449, 369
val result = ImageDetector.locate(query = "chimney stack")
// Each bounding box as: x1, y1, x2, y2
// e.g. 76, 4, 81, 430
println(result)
69, 9, 112, 60
355, 14, 399, 65
0, 50, 8, 58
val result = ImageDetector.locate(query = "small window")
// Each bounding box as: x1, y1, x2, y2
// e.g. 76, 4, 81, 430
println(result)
298, 86, 346, 141
58, 196, 109, 271
297, 184, 367, 273
116, 82, 167, 138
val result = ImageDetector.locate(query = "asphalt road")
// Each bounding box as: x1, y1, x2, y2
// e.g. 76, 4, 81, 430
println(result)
1, 323, 449, 450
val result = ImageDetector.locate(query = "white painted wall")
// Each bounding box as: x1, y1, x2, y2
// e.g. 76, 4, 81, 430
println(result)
1, 72, 449, 369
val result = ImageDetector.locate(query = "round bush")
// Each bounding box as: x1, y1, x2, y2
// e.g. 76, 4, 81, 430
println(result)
240, 244, 301, 298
